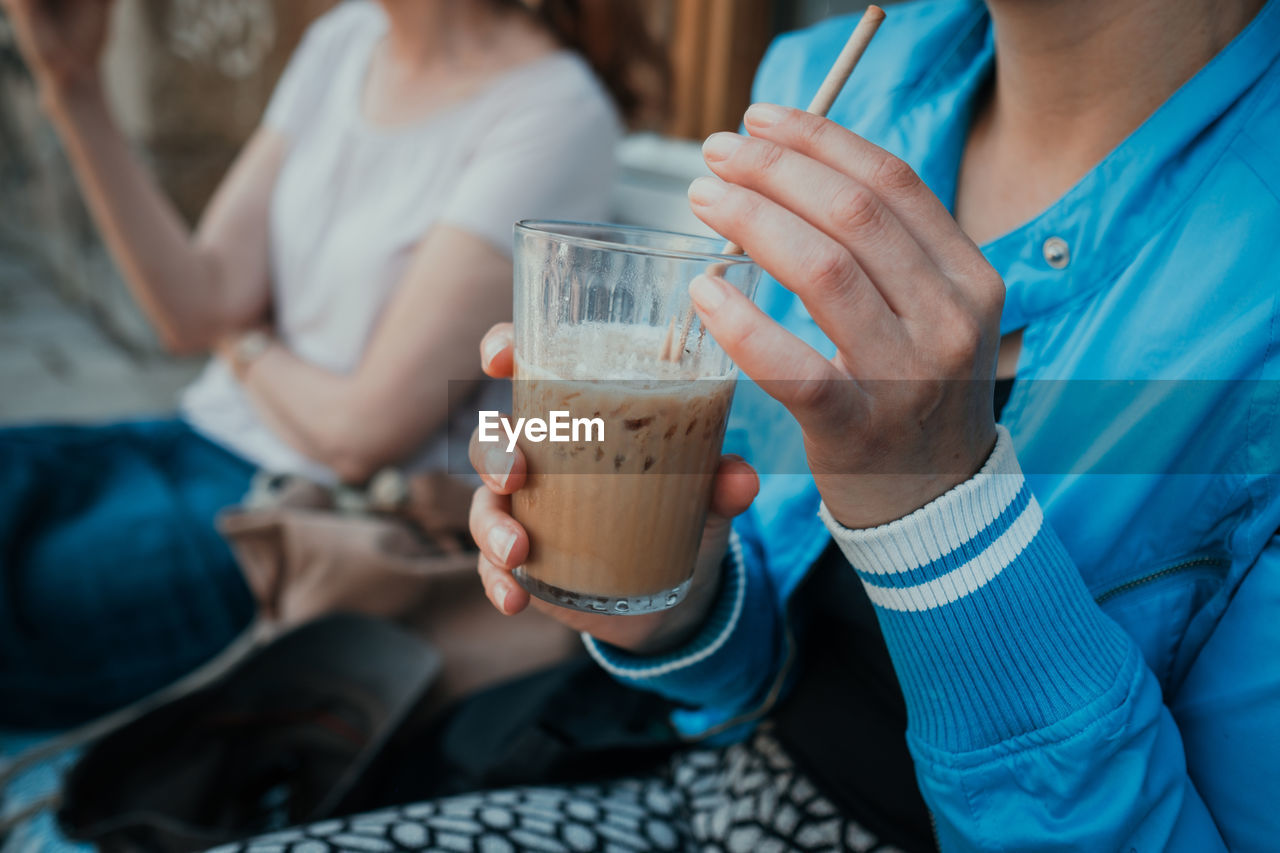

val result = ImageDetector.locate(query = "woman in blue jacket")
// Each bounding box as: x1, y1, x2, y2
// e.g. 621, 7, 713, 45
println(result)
237, 0, 1280, 850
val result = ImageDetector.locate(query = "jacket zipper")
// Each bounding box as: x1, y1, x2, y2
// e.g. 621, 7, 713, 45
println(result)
1093, 556, 1226, 605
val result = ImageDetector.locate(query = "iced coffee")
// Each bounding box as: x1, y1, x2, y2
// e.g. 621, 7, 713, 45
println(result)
509, 221, 761, 615
513, 324, 735, 611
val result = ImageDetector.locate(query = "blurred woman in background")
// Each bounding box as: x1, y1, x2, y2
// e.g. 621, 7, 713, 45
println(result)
0, 0, 662, 728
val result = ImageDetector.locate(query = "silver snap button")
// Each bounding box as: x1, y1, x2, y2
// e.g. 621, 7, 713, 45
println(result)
1043, 236, 1070, 269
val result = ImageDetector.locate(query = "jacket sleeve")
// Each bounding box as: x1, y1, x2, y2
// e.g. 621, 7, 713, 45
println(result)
583, 521, 789, 739
822, 425, 1279, 852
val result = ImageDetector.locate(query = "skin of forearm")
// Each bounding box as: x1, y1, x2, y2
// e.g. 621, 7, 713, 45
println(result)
44, 83, 257, 353
236, 225, 514, 483
237, 343, 477, 484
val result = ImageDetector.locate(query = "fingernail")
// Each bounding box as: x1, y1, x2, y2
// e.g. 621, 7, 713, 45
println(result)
702, 132, 744, 163
481, 333, 505, 367
745, 103, 785, 128
688, 177, 728, 206
689, 274, 729, 313
487, 446, 515, 488
488, 525, 517, 564
496, 584, 510, 615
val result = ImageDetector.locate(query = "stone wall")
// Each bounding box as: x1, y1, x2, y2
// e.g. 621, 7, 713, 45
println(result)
103, 0, 338, 222
0, 0, 336, 354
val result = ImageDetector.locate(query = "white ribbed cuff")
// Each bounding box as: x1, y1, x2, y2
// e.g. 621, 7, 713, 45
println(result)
819, 425, 1134, 752
583, 530, 747, 680
820, 425, 1032, 612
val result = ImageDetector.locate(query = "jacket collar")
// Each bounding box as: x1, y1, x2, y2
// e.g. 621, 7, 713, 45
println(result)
873, 0, 1280, 333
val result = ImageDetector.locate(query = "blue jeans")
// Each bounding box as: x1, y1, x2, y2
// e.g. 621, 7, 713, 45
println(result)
0, 419, 255, 728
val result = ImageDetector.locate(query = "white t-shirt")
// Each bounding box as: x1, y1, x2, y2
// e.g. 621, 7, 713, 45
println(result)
181, 1, 621, 482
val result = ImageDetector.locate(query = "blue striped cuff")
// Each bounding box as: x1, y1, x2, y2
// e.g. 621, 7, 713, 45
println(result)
821, 425, 1133, 753
583, 530, 747, 681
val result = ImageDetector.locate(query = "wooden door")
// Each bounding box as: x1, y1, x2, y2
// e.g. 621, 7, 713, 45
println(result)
655, 0, 777, 139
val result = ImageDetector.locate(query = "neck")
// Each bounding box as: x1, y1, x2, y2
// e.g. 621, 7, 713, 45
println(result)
982, 0, 1263, 155
956, 0, 1264, 244
376, 0, 521, 67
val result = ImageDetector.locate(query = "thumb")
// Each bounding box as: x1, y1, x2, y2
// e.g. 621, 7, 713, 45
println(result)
708, 455, 758, 521
694, 455, 757, 582
480, 323, 515, 378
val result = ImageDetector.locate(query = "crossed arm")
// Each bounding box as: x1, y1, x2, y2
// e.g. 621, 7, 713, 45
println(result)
47, 84, 511, 482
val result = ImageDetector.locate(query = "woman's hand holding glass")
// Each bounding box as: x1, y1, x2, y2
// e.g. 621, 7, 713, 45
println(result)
468, 324, 759, 655
689, 104, 1003, 530
468, 103, 1002, 655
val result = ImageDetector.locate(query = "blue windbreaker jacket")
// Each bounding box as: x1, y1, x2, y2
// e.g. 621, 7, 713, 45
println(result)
587, 1, 1280, 850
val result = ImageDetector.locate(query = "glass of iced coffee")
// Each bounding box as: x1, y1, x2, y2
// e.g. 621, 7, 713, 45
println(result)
508, 221, 762, 615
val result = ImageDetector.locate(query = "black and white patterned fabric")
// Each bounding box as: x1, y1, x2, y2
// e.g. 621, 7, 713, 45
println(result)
211, 730, 908, 853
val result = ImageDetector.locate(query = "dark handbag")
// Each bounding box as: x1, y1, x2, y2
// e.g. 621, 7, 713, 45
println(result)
206, 473, 683, 820
336, 656, 683, 815
54, 614, 440, 853
47, 635, 683, 850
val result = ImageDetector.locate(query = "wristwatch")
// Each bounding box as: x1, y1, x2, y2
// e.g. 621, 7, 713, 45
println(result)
231, 329, 272, 378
